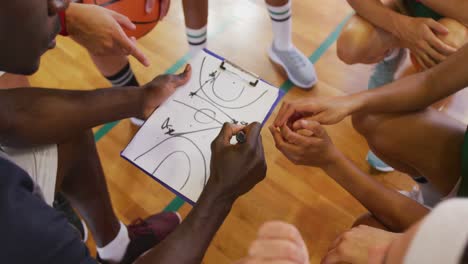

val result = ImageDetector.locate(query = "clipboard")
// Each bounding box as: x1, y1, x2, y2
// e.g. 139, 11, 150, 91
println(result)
121, 49, 285, 205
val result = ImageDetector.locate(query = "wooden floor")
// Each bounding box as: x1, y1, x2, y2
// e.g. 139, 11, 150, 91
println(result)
29, 0, 468, 263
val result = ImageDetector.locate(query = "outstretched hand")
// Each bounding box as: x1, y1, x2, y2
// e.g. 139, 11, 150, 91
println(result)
140, 64, 192, 119
67, 3, 150, 66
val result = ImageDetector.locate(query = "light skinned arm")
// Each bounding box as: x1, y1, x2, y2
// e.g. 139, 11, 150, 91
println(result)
270, 121, 429, 232
323, 150, 429, 232
135, 123, 267, 264
0, 66, 191, 148
274, 44, 468, 127
354, 42, 468, 114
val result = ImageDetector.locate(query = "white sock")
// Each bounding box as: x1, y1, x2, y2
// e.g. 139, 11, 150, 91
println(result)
186, 25, 207, 58
267, 1, 293, 51
96, 222, 130, 264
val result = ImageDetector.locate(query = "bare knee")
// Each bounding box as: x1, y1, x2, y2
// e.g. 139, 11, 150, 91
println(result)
437, 18, 468, 49
337, 16, 378, 65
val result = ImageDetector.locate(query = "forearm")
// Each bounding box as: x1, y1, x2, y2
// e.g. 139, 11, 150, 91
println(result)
421, 0, 468, 25
346, 0, 406, 35
135, 188, 234, 264
350, 44, 468, 115
0, 86, 142, 147
323, 151, 429, 231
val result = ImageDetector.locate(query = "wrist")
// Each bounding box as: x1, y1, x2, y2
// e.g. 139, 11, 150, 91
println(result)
320, 147, 346, 172
198, 183, 235, 211
347, 93, 367, 115
389, 13, 409, 38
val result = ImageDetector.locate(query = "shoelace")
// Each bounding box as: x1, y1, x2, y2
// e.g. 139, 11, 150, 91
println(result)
128, 218, 154, 238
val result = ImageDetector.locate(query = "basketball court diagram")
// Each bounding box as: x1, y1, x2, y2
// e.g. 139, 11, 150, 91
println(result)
122, 50, 281, 203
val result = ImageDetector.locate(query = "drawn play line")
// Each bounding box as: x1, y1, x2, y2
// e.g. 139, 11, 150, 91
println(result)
173, 99, 225, 125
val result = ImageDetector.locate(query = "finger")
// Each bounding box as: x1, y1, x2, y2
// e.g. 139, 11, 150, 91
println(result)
426, 19, 449, 35
111, 10, 136, 31
244, 122, 262, 146
269, 126, 303, 158
428, 34, 457, 56
249, 239, 307, 264
274, 101, 289, 127
415, 50, 434, 69
423, 42, 446, 63
146, 0, 156, 14
258, 221, 307, 249
329, 234, 344, 250
320, 249, 343, 264
213, 123, 237, 147
281, 125, 321, 146
173, 64, 192, 85
160, 0, 171, 19
292, 120, 326, 138
413, 53, 429, 70
117, 30, 151, 67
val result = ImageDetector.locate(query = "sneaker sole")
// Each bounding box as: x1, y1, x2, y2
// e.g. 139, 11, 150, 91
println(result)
130, 117, 145, 127
267, 46, 317, 89
366, 157, 395, 172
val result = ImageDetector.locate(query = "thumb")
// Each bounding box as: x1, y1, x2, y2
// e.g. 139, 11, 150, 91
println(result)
172, 64, 192, 87
427, 19, 449, 35
292, 120, 326, 138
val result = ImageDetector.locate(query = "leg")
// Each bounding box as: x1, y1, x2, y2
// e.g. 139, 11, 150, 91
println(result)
264, 0, 317, 88
182, 0, 208, 57
352, 109, 465, 195
337, 0, 402, 65
56, 129, 120, 247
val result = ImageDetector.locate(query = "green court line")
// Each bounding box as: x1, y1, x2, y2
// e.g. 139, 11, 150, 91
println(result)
163, 196, 186, 212
94, 121, 120, 142
279, 13, 353, 94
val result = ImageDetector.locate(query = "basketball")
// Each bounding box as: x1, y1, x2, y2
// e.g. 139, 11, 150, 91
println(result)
82, 0, 160, 39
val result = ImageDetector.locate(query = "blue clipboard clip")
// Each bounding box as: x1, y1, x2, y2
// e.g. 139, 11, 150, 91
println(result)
219, 59, 260, 87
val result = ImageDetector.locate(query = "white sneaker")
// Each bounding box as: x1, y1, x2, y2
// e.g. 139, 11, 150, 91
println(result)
268, 43, 317, 89
130, 117, 145, 127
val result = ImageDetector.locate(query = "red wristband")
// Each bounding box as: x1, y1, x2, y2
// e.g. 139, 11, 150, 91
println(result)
59, 10, 69, 36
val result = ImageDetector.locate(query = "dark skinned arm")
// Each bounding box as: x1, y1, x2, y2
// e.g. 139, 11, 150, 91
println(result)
0, 65, 191, 148
135, 122, 267, 264
323, 151, 429, 232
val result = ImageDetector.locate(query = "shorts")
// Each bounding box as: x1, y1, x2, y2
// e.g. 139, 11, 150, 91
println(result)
458, 128, 468, 197
0, 145, 58, 206
404, 0, 443, 20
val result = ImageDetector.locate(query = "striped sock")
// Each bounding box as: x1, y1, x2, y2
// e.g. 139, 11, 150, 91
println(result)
267, 1, 293, 51
105, 63, 139, 87
186, 25, 207, 58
